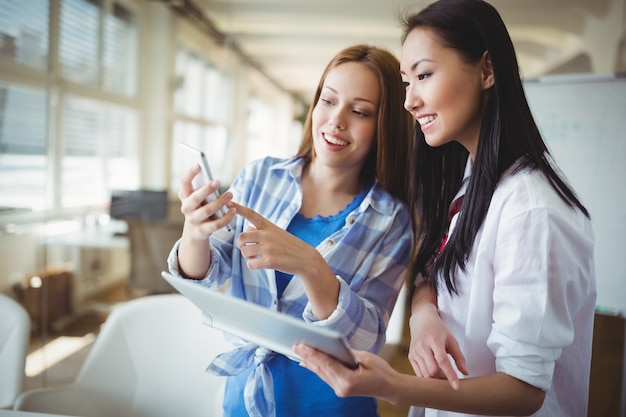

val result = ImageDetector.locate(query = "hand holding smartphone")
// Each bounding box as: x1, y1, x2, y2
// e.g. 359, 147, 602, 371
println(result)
178, 142, 231, 230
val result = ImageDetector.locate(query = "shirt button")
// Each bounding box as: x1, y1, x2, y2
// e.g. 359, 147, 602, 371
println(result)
347, 217, 355, 225
327, 239, 335, 246
273, 299, 277, 305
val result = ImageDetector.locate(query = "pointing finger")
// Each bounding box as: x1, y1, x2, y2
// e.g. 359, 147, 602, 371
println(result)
231, 202, 269, 229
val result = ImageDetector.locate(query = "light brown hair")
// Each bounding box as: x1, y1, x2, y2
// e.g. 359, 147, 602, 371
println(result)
296, 44, 415, 205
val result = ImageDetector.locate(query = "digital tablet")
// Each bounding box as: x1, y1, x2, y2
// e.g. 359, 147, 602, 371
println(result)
161, 271, 359, 369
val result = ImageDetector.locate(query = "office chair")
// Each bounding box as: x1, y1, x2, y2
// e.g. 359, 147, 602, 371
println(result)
14, 294, 231, 417
0, 293, 30, 409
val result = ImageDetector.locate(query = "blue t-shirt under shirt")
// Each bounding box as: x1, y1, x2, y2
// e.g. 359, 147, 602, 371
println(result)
223, 187, 379, 417
275, 187, 367, 297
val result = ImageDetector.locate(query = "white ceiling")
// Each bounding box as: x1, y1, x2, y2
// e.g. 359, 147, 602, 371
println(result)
194, 0, 621, 102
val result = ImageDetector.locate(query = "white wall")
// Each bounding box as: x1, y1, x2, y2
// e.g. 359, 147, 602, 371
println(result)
140, 2, 175, 190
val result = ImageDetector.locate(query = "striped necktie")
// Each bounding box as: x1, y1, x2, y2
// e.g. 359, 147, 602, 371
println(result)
425, 193, 465, 274
437, 194, 464, 254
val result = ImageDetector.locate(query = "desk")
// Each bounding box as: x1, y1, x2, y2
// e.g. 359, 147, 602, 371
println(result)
0, 411, 70, 417
41, 221, 129, 250
39, 221, 131, 312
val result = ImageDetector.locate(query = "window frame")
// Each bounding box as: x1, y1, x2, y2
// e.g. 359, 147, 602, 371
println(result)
0, 0, 143, 224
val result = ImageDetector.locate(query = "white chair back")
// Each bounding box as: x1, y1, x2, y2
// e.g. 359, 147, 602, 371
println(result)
0, 293, 30, 409
15, 293, 231, 417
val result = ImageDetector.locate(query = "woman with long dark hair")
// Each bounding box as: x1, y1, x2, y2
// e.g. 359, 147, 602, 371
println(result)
295, 1, 596, 416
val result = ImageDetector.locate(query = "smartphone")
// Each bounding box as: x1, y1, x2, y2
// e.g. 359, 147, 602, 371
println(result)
178, 142, 230, 229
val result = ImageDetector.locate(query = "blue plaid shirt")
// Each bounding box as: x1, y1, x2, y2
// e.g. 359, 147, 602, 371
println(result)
168, 156, 413, 417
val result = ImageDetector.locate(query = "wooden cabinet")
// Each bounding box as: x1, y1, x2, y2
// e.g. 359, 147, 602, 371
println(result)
588, 313, 625, 417
23, 268, 72, 331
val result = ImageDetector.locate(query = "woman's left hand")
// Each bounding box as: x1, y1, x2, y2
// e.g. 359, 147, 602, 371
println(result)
294, 344, 399, 401
233, 202, 321, 276
233, 202, 340, 318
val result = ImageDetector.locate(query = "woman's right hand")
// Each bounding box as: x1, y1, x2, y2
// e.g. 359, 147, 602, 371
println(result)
407, 283, 468, 390
177, 165, 235, 279
178, 164, 235, 241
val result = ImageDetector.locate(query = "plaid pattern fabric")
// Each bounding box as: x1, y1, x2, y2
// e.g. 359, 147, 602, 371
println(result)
168, 156, 413, 417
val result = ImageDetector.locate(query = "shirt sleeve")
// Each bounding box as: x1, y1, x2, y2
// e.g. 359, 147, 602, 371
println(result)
302, 205, 414, 353
166, 237, 230, 288
488, 206, 595, 390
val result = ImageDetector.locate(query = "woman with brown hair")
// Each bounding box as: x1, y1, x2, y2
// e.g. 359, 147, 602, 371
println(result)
169, 44, 415, 417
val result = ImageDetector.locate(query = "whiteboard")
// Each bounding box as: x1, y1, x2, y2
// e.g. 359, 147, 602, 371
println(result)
523, 73, 626, 315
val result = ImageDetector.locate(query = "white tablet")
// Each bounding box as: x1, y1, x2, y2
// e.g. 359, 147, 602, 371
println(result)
161, 271, 359, 369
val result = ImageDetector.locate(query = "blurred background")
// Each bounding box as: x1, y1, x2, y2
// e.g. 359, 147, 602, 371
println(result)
0, 1, 624, 415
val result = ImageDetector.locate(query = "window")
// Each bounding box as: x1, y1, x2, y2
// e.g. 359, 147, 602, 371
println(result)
61, 95, 139, 207
0, 0, 49, 70
246, 96, 274, 163
174, 48, 230, 123
0, 0, 140, 217
59, 0, 136, 95
59, 0, 101, 86
0, 83, 48, 211
103, 2, 137, 95
171, 46, 231, 189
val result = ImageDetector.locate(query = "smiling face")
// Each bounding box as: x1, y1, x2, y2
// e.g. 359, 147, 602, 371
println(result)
400, 27, 493, 157
311, 61, 379, 173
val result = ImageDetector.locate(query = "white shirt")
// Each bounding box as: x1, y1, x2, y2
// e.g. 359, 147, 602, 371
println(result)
418, 159, 596, 417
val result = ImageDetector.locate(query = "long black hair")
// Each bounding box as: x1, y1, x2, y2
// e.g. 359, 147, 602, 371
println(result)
403, 0, 590, 294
